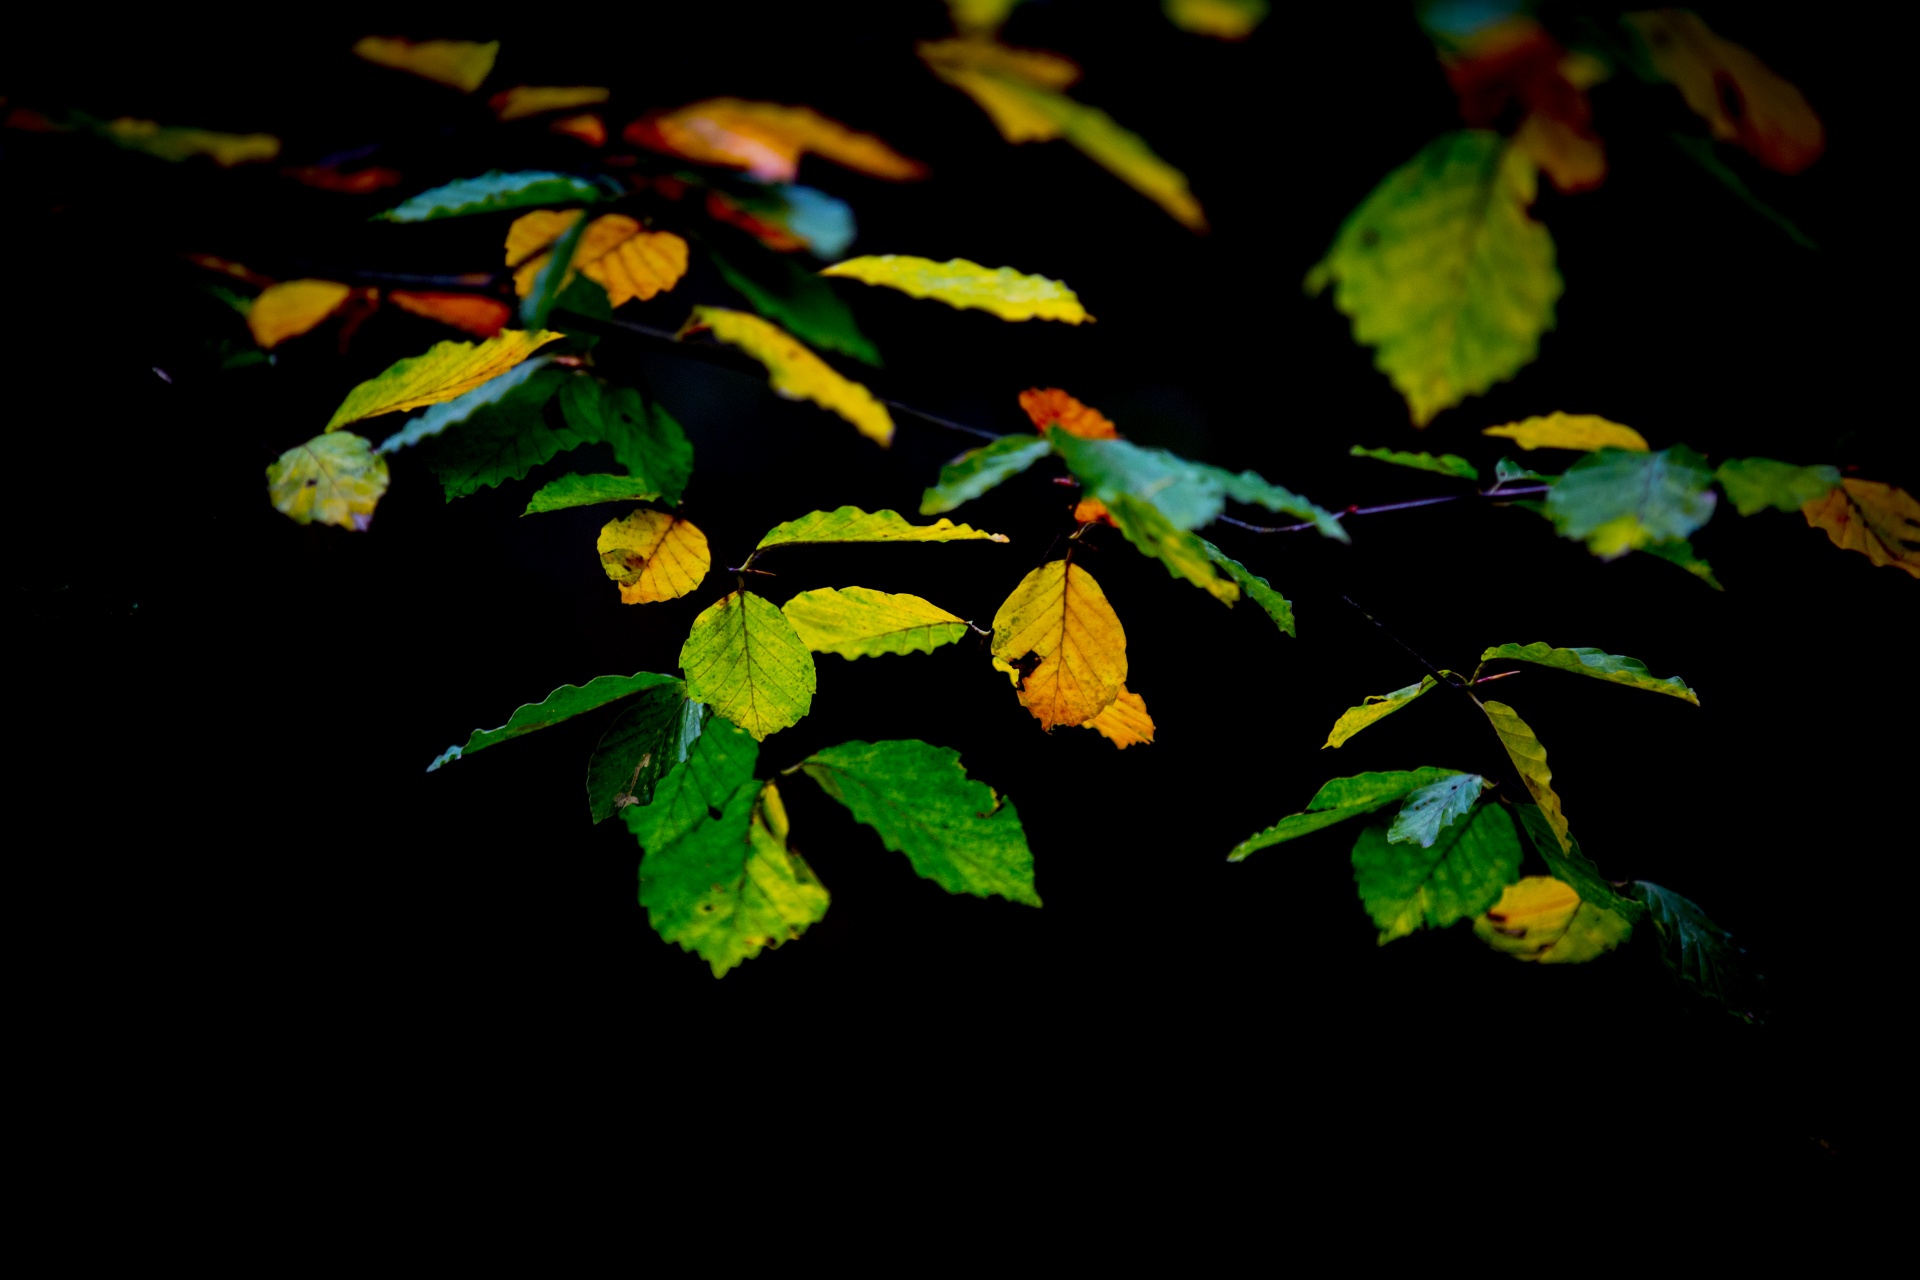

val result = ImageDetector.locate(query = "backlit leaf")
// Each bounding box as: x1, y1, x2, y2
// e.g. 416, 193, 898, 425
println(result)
1714, 457, 1841, 516
550, 114, 606, 146
427, 670, 677, 770
1164, 0, 1269, 40
680, 591, 817, 741
628, 98, 926, 182
1323, 676, 1438, 748
1020, 387, 1116, 437
1512, 804, 1643, 924
352, 36, 498, 93
505, 210, 689, 306
248, 280, 351, 348
1307, 131, 1559, 426
490, 85, 609, 121
266, 432, 389, 530
710, 244, 880, 366
820, 256, 1091, 324
102, 118, 278, 166
755, 505, 1006, 551
782, 587, 969, 659
1480, 699, 1569, 852
1483, 412, 1649, 452
375, 357, 552, 453
325, 330, 560, 430
557, 379, 693, 504
917, 36, 1078, 87
1479, 642, 1699, 704
800, 739, 1040, 905
1050, 96, 1209, 232
1545, 445, 1716, 558
388, 291, 511, 337
1387, 773, 1487, 847
1103, 493, 1238, 603
680, 306, 893, 446
990, 560, 1127, 730
1640, 538, 1723, 589
1351, 801, 1522, 943
586, 685, 706, 822
524, 474, 660, 514
1198, 538, 1294, 636
1081, 685, 1154, 748
1350, 445, 1479, 482
598, 510, 710, 604
1228, 767, 1462, 860
377, 170, 608, 222
1801, 479, 1920, 577
1633, 880, 1762, 1021
1475, 876, 1631, 963
1049, 430, 1346, 539
920, 435, 1052, 514
1624, 10, 1822, 174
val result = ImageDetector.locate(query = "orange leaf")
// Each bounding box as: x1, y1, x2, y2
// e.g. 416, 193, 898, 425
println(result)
625, 98, 926, 182
1080, 685, 1154, 748
549, 113, 607, 147
388, 291, 511, 338
488, 85, 609, 121
505, 211, 689, 306
705, 191, 806, 252
1802, 479, 1920, 578
1020, 387, 1118, 439
1513, 113, 1606, 194
1072, 496, 1116, 527
185, 253, 275, 289
283, 164, 403, 193
1625, 9, 1823, 174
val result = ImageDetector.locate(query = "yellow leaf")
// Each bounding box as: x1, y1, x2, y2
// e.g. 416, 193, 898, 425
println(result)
1513, 113, 1606, 195
1020, 387, 1116, 437
754, 506, 1006, 550
1323, 676, 1439, 749
1481, 700, 1570, 852
489, 85, 609, 121
1163, 0, 1269, 41
1475, 876, 1630, 964
991, 560, 1127, 730
916, 37, 1080, 89
505, 211, 689, 306
1624, 10, 1822, 174
1483, 412, 1648, 452
781, 587, 969, 659
946, 0, 1025, 35
1802, 479, 1920, 578
627, 98, 926, 182
1073, 496, 1115, 526
926, 65, 1068, 142
1081, 685, 1154, 748
550, 114, 607, 147
324, 330, 561, 430
352, 36, 499, 93
597, 510, 711, 603
247, 280, 352, 349
266, 432, 389, 530
679, 307, 893, 446
821, 256, 1090, 324
103, 118, 279, 166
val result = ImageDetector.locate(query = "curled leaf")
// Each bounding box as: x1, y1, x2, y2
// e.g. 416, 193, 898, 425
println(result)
1080, 685, 1155, 748
1480, 699, 1569, 852
597, 510, 711, 603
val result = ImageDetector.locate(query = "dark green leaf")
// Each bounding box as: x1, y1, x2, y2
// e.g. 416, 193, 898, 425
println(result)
1514, 804, 1645, 924
710, 245, 880, 366
1229, 767, 1464, 860
376, 357, 552, 454
586, 687, 708, 822
1352, 802, 1522, 943
1545, 445, 1717, 558
524, 473, 663, 514
557, 379, 694, 504
919, 435, 1052, 515
1633, 880, 1763, 1022
420, 367, 578, 499
1714, 457, 1841, 516
1050, 430, 1346, 540
1199, 537, 1294, 635
427, 670, 679, 769
1350, 445, 1479, 482
376, 169, 611, 222
1477, 642, 1700, 705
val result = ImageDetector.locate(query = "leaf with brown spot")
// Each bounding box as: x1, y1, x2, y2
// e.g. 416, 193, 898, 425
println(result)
990, 559, 1128, 730
597, 510, 711, 603
1802, 479, 1920, 578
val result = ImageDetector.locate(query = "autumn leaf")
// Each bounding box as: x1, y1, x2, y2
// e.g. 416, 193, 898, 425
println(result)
1474, 876, 1631, 964
1387, 773, 1488, 848
352, 36, 499, 93
1307, 131, 1560, 426
1433, 15, 1607, 195
1714, 457, 1840, 516
1351, 802, 1522, 944
1228, 767, 1466, 860
1483, 412, 1648, 452
1102, 493, 1238, 604
585, 684, 706, 822
1625, 10, 1823, 174
247, 280, 351, 349
821, 256, 1091, 324
626, 98, 926, 182
102, 118, 279, 166
375, 356, 554, 453
1020, 387, 1116, 437
1073, 497, 1116, 527
505, 210, 689, 306
1477, 642, 1700, 705
1480, 699, 1569, 853
266, 432, 389, 530
1080, 685, 1154, 748
388, 291, 511, 338
1800, 479, 1920, 577
597, 510, 711, 604
1198, 538, 1295, 636
990, 560, 1127, 730
283, 163, 404, 193
489, 85, 609, 121
1545, 445, 1716, 558
550, 114, 606, 147
1350, 446, 1479, 482
1164, 0, 1268, 40
679, 307, 893, 446
1513, 113, 1606, 195
782, 588, 970, 659
377, 170, 610, 222
1323, 676, 1440, 748
325, 329, 560, 430
1633, 880, 1762, 1021
800, 739, 1040, 905
944, 1, 1030, 37
680, 591, 817, 740
709, 182, 857, 259
427, 670, 679, 770
755, 506, 1006, 551
920, 435, 1052, 515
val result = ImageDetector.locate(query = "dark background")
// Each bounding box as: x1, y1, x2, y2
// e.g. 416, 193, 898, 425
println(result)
9, 3, 1909, 1186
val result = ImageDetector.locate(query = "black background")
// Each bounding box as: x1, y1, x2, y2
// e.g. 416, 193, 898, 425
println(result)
9, 3, 1910, 1188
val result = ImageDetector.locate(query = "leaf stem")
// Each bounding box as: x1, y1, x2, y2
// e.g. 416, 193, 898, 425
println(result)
1217, 484, 1552, 534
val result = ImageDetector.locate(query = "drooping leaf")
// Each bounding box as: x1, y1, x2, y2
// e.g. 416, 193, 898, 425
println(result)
1388, 773, 1487, 848
1478, 643, 1699, 705
755, 505, 1007, 551
1480, 699, 1569, 852
1475, 876, 1631, 963
800, 739, 1040, 905
710, 244, 879, 366
1324, 676, 1439, 748
1080, 685, 1154, 748
524, 474, 660, 514
1307, 131, 1559, 426
416, 366, 575, 499
505, 210, 690, 306
680, 591, 817, 741
248, 280, 351, 348
628, 98, 926, 182
1624, 10, 1822, 174
428, 670, 678, 770
489, 85, 609, 121
1049, 430, 1346, 539
377, 170, 609, 222
1633, 880, 1763, 1022
990, 560, 1128, 730
375, 356, 552, 453
1351, 802, 1523, 944
1640, 538, 1724, 589
679, 306, 893, 446
1483, 412, 1648, 452
557, 379, 693, 504
1512, 803, 1643, 924
820, 255, 1091, 324
1227, 767, 1463, 860
325, 330, 561, 430
597, 510, 711, 603
1019, 387, 1116, 437
1714, 457, 1841, 516
1103, 493, 1238, 603
352, 36, 498, 93
1198, 538, 1295, 636
1494, 456, 1549, 485
101, 118, 279, 166
1164, 0, 1269, 40
919, 435, 1052, 515
1545, 445, 1717, 558
781, 588, 969, 659
266, 432, 389, 530
1350, 445, 1479, 482
585, 685, 707, 822
388, 291, 511, 337
1801, 479, 1920, 577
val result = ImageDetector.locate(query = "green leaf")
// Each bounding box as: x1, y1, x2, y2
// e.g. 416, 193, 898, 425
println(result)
1103, 494, 1237, 603
428, 670, 679, 770
711, 244, 880, 366
1480, 700, 1570, 853
557, 379, 694, 505
1494, 457, 1549, 485
521, 211, 592, 330
1307, 131, 1560, 425
1198, 538, 1294, 636
1514, 804, 1644, 924
1352, 802, 1523, 944
919, 435, 1052, 515
1545, 445, 1717, 558
1229, 767, 1464, 861
419, 367, 574, 499
266, 432, 389, 530
376, 169, 611, 222
1633, 881, 1763, 1023
1639, 538, 1723, 590
1387, 773, 1487, 848
1323, 675, 1439, 748
1049, 430, 1345, 540
1477, 643, 1700, 705
523, 474, 661, 514
625, 714, 759, 850
754, 505, 1007, 551
800, 740, 1040, 905
375, 356, 552, 453
679, 591, 816, 741
1350, 445, 1479, 482
1714, 457, 1841, 516
586, 686, 708, 823
781, 587, 970, 658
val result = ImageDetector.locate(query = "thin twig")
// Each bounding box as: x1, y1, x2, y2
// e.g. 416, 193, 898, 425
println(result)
1219, 485, 1553, 534
880, 399, 1002, 441
1339, 595, 1452, 684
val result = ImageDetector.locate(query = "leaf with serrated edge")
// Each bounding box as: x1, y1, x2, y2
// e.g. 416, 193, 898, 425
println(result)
782, 588, 968, 659
990, 560, 1127, 730
524, 474, 661, 514
1020, 387, 1116, 438
1545, 446, 1717, 558
756, 505, 1007, 550
1104, 494, 1236, 602
1483, 413, 1648, 452
586, 687, 706, 822
418, 367, 575, 499
1388, 773, 1487, 848
377, 357, 552, 453
1352, 802, 1521, 943
680, 306, 893, 446
557, 380, 693, 504
1481, 700, 1568, 852
325, 330, 561, 430
267, 433, 389, 530
377, 170, 606, 222
1633, 881, 1762, 1022
680, 591, 816, 741
801, 739, 1040, 904
1802, 479, 1920, 578
920, 435, 1052, 514
428, 671, 678, 770
1512, 804, 1642, 923
1714, 457, 1840, 515
1198, 539, 1294, 636
1228, 767, 1462, 860
1323, 676, 1438, 748
1080, 685, 1154, 748
598, 510, 710, 603
821, 255, 1089, 323
1479, 642, 1699, 705
249, 280, 351, 349
505, 210, 689, 306
1349, 445, 1479, 482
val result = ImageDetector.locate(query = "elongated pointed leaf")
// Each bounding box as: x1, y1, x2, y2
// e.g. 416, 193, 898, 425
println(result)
1545, 445, 1717, 558
586, 687, 707, 822
1512, 804, 1643, 924
521, 212, 591, 330
1481, 700, 1568, 852
680, 306, 893, 445
1640, 538, 1723, 589
1198, 538, 1294, 635
820, 255, 1090, 323
557, 380, 693, 504
1714, 457, 1840, 515
325, 330, 561, 430
1633, 881, 1763, 1022
782, 588, 969, 658
418, 366, 574, 499
524, 474, 661, 514
1104, 493, 1237, 603
1478, 643, 1699, 705
1388, 773, 1487, 848
1350, 445, 1479, 482
1323, 676, 1438, 748
712, 245, 879, 366
266, 432, 389, 530
1229, 767, 1463, 860
680, 591, 817, 740
990, 559, 1127, 730
248, 280, 351, 349
376, 356, 552, 453
1483, 413, 1648, 452
377, 169, 608, 222
1019, 388, 1116, 439
352, 36, 498, 93
428, 671, 679, 770
920, 434, 1052, 514
755, 506, 1006, 551
1049, 431, 1344, 539
1352, 802, 1522, 943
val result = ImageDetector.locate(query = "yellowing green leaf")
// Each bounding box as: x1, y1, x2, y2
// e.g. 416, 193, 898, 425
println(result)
1081, 685, 1154, 748
247, 280, 351, 349
1802, 478, 1920, 578
524, 474, 660, 514
920, 435, 1052, 515
376, 170, 609, 222
990, 560, 1127, 730
489, 85, 609, 121
1104, 494, 1238, 603
680, 591, 817, 741
1474, 876, 1629, 963
597, 510, 709, 604
1350, 445, 1479, 482
680, 306, 892, 446
1714, 457, 1841, 516
1483, 412, 1649, 452
505, 210, 689, 306
1352, 802, 1522, 944
1481, 699, 1569, 852
781, 587, 969, 659
1229, 767, 1463, 860
352, 36, 499, 93
1308, 131, 1559, 426
1478, 643, 1700, 705
1546, 445, 1717, 558
1324, 676, 1439, 748
324, 330, 561, 430
755, 505, 1007, 551
102, 118, 279, 166
1198, 538, 1294, 636
820, 255, 1090, 323
1164, 0, 1268, 40
266, 432, 389, 530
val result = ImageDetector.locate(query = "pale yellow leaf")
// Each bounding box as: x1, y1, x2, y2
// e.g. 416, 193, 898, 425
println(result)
991, 560, 1127, 730
1475, 876, 1630, 964
1164, 0, 1269, 40
821, 255, 1089, 324
597, 510, 711, 603
1483, 412, 1648, 452
505, 210, 689, 306
324, 330, 561, 430
916, 37, 1080, 89
352, 36, 499, 93
1081, 685, 1154, 748
781, 587, 969, 659
266, 432, 389, 530
1802, 478, 1920, 578
754, 506, 1006, 550
680, 306, 892, 446
489, 85, 609, 121
248, 279, 352, 349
